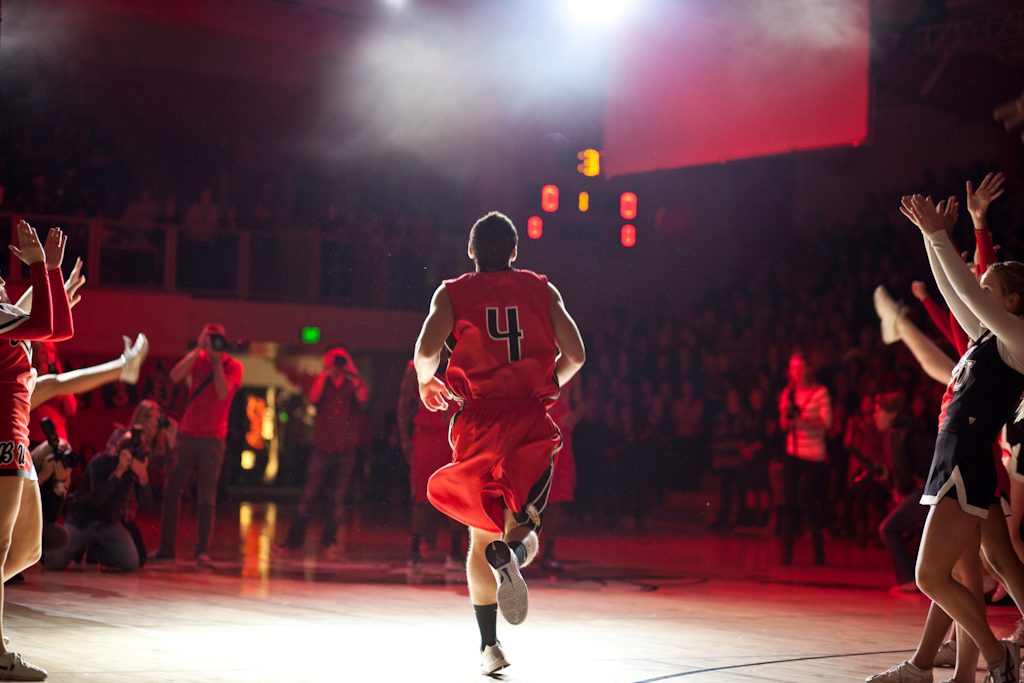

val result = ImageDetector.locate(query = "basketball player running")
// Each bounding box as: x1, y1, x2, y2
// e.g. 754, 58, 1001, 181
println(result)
413, 212, 585, 675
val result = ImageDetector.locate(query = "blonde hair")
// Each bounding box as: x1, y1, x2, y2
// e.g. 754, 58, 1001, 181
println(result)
987, 262, 1024, 316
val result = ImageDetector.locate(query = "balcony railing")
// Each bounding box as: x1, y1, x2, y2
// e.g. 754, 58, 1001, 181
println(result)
1, 212, 458, 308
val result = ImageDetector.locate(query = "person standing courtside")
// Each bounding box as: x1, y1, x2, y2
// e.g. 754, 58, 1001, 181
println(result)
778, 350, 832, 566
278, 347, 367, 558
152, 323, 243, 568
413, 211, 585, 675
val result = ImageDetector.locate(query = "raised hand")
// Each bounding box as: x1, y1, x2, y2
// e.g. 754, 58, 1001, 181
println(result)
966, 172, 1005, 218
43, 227, 67, 271
65, 257, 86, 308
9, 220, 46, 265
905, 195, 958, 236
911, 281, 928, 301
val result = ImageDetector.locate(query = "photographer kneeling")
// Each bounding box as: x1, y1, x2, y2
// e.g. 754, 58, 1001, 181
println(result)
31, 421, 79, 556
42, 401, 170, 573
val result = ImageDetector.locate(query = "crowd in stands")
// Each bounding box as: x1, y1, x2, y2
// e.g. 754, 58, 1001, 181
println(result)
569, 163, 1015, 544
0, 77, 456, 307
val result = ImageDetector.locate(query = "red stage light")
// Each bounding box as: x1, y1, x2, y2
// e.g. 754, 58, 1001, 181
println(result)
527, 216, 543, 239
621, 224, 636, 247
541, 185, 559, 212
620, 192, 637, 219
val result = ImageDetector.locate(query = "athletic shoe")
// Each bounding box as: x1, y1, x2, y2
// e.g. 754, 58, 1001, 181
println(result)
444, 554, 464, 571
485, 540, 529, 626
986, 640, 1021, 683
195, 553, 216, 569
481, 642, 509, 675
0, 651, 48, 681
406, 551, 422, 570
933, 640, 956, 668
148, 550, 175, 562
321, 544, 342, 561
119, 333, 149, 384
866, 660, 932, 683
874, 286, 907, 345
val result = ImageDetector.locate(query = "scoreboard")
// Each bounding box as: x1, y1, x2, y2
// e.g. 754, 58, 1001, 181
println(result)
528, 149, 639, 247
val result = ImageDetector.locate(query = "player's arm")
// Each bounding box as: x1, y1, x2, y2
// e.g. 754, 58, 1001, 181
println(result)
414, 284, 455, 412
548, 282, 585, 387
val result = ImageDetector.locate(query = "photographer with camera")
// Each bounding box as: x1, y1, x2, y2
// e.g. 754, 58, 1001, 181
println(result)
278, 347, 367, 558
153, 323, 243, 568
777, 350, 832, 566
32, 418, 79, 557
41, 401, 169, 573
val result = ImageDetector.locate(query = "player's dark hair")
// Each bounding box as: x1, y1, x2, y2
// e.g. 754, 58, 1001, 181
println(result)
469, 212, 517, 271
988, 262, 1024, 316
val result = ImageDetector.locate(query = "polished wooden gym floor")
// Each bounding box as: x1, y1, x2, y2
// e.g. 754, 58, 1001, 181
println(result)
5, 503, 1016, 682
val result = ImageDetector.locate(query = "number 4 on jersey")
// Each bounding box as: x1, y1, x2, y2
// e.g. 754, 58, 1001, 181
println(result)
487, 307, 523, 362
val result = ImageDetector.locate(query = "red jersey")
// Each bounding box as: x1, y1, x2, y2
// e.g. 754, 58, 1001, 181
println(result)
443, 269, 559, 403
0, 263, 74, 477
179, 351, 243, 439
313, 375, 362, 452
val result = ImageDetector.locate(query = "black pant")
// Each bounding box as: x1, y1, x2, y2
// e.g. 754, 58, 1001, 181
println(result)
284, 448, 357, 548
781, 455, 829, 562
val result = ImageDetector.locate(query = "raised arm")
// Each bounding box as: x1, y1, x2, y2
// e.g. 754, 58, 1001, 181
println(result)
912, 281, 956, 346
902, 195, 984, 341
909, 194, 1024, 363
43, 229, 73, 341
0, 222, 54, 341
968, 172, 1004, 276
413, 284, 455, 412
548, 282, 585, 387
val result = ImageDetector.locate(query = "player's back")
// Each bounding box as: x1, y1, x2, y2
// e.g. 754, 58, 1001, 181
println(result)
444, 269, 558, 402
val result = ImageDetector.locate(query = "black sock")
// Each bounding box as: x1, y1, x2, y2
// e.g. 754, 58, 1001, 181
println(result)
507, 541, 527, 567
449, 530, 462, 558
410, 534, 421, 556
475, 603, 498, 649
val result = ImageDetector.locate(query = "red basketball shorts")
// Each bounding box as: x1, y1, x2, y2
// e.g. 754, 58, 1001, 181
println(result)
427, 398, 561, 534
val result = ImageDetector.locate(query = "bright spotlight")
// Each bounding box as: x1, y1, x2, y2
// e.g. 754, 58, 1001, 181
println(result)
562, 0, 635, 26
382, 0, 407, 10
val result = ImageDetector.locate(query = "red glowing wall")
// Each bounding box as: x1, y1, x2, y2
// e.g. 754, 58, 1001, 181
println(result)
603, 0, 870, 177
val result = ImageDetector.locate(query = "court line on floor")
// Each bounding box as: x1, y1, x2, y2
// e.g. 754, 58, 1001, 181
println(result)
631, 649, 916, 682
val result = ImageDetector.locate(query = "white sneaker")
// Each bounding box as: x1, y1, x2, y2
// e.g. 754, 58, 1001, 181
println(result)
485, 540, 529, 626
444, 555, 464, 572
987, 640, 1021, 683
933, 640, 956, 668
0, 651, 48, 681
119, 333, 149, 384
874, 286, 907, 345
481, 642, 509, 675
866, 660, 932, 683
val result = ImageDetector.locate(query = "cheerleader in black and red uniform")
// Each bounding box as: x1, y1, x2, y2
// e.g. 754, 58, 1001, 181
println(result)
0, 221, 72, 681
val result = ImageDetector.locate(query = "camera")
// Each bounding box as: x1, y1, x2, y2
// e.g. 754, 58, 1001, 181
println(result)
39, 417, 80, 469
46, 362, 58, 375
157, 414, 171, 430
130, 424, 147, 462
332, 354, 349, 370
208, 333, 227, 352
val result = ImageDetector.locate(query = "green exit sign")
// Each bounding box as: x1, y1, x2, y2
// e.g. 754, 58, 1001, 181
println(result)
301, 327, 321, 344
